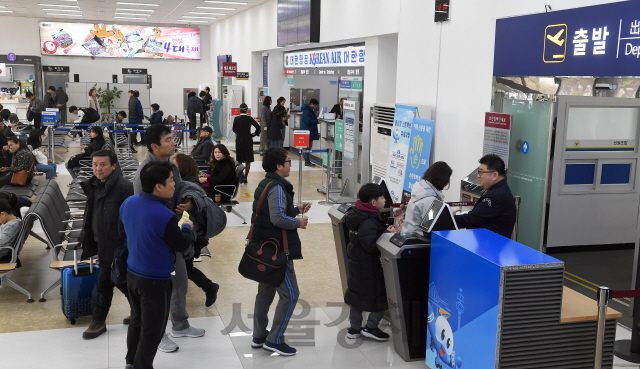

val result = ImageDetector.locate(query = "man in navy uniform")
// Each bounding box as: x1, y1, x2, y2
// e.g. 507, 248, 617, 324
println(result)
454, 154, 517, 238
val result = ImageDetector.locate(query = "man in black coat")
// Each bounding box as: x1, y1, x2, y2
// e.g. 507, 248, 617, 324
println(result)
80, 149, 134, 340
187, 92, 204, 139
54, 85, 69, 123
190, 126, 214, 162
203, 87, 213, 111
344, 183, 393, 341
454, 154, 517, 238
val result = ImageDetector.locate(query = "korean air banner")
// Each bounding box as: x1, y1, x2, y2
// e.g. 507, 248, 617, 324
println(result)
284, 45, 365, 68
39, 22, 200, 59
386, 105, 416, 204
403, 118, 435, 196
494, 1, 640, 76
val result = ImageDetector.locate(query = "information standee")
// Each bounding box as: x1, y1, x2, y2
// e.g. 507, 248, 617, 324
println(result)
329, 101, 359, 203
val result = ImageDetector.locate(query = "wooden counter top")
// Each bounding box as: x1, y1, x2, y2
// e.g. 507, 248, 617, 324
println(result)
560, 286, 622, 323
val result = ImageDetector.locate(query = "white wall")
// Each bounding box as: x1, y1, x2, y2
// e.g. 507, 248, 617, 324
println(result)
0, 16, 212, 118
209, 0, 628, 198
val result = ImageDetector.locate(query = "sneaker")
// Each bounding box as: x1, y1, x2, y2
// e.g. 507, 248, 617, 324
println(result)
252, 334, 268, 348
305, 162, 313, 166
82, 320, 107, 339
361, 326, 390, 341
171, 326, 205, 338
346, 328, 361, 339
158, 334, 179, 353
193, 257, 203, 263
263, 341, 297, 356
123, 316, 131, 325
205, 283, 220, 307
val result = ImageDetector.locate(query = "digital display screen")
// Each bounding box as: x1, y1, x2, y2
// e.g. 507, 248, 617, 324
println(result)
419, 200, 445, 233
39, 22, 200, 59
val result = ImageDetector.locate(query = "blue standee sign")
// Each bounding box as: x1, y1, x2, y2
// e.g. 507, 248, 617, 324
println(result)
494, 0, 640, 76
340, 80, 351, 89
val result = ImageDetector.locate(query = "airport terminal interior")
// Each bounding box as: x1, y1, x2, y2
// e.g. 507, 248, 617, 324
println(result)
3, 0, 640, 368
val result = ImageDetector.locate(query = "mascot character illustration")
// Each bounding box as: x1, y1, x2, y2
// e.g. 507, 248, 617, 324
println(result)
427, 302, 462, 369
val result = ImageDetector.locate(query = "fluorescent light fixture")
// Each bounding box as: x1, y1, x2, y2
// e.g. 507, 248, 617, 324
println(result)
0, 10, 13, 13
204, 1, 247, 4
189, 12, 225, 15
114, 16, 147, 20
182, 16, 217, 19
0, 6, 5, 8
48, 13, 82, 16
42, 9, 82, 12
195, 6, 235, 10
117, 8, 154, 12
115, 13, 150, 17
38, 4, 80, 8
177, 20, 207, 23
117, 2, 159, 6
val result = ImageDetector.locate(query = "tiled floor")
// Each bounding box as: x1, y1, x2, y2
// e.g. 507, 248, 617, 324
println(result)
0, 135, 637, 368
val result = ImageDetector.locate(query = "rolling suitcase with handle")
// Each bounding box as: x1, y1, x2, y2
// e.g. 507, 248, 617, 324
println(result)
60, 245, 99, 325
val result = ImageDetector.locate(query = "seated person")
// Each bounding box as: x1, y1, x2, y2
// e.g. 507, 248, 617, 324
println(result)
453, 154, 517, 238
0, 199, 22, 266
65, 126, 105, 179
0, 137, 35, 187
27, 129, 57, 180
402, 161, 452, 234
199, 143, 237, 202
0, 115, 15, 138
173, 153, 202, 187
190, 126, 214, 163
144, 103, 164, 124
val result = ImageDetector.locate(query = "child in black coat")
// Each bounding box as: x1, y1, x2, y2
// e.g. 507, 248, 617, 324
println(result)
344, 183, 395, 341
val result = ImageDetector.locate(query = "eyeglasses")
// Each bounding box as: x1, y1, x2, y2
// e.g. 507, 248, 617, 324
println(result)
284, 160, 292, 166
477, 169, 496, 176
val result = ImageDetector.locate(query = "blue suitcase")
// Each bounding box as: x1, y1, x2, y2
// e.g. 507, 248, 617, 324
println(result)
60, 250, 99, 325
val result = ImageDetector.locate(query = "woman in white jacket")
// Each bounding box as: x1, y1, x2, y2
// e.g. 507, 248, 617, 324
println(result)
27, 129, 57, 180
402, 161, 452, 234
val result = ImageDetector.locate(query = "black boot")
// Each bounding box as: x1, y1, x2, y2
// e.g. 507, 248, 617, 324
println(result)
204, 283, 220, 307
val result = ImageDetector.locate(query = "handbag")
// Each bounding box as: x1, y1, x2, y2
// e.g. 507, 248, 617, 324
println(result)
238, 181, 290, 287
26, 109, 34, 122
110, 245, 128, 285
10, 159, 34, 186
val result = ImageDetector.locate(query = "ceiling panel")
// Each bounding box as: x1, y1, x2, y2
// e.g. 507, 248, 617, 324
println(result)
0, 0, 269, 25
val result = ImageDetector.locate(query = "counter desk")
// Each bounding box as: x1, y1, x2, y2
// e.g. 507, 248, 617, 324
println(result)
0, 98, 29, 120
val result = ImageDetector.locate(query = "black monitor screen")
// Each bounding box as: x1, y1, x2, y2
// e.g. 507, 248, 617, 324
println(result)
418, 200, 457, 234
372, 176, 393, 208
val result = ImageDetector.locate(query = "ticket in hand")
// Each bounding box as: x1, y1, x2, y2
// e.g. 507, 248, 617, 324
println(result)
178, 211, 190, 227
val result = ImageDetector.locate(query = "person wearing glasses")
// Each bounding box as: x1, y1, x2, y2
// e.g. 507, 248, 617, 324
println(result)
402, 161, 452, 234
453, 154, 516, 238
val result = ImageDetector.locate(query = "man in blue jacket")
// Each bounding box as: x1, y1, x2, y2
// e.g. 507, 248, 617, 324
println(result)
121, 161, 193, 369
300, 99, 319, 166
129, 90, 144, 146
454, 154, 517, 238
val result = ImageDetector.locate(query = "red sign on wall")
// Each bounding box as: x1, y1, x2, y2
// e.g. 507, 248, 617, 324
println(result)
222, 62, 237, 77
293, 130, 310, 148
285, 69, 295, 75
231, 107, 252, 116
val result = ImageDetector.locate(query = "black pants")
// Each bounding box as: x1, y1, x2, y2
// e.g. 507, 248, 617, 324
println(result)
126, 272, 171, 369
93, 263, 129, 321
185, 256, 215, 291
33, 113, 43, 133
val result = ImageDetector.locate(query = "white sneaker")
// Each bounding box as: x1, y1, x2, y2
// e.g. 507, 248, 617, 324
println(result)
158, 333, 179, 353
171, 326, 205, 338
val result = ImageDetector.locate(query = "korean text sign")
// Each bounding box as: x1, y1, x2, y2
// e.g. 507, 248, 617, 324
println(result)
483, 113, 511, 167
386, 105, 416, 203
403, 118, 435, 194
284, 46, 365, 68
494, 1, 640, 76
39, 22, 200, 60
222, 62, 237, 77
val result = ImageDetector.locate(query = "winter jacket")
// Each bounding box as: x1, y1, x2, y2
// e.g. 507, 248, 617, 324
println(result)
344, 200, 388, 312
149, 110, 164, 124
190, 137, 214, 162
28, 97, 43, 114
1, 147, 35, 183
54, 88, 68, 107
402, 180, 444, 234
177, 179, 226, 240
84, 136, 105, 157
188, 96, 204, 124
205, 159, 236, 201
259, 105, 271, 144
128, 97, 143, 123
268, 105, 287, 141
300, 104, 319, 140
44, 93, 55, 110
79, 171, 134, 265
203, 93, 213, 111
133, 151, 183, 211
88, 96, 99, 112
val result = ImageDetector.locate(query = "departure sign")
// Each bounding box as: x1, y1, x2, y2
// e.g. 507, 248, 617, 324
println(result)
435, 0, 450, 22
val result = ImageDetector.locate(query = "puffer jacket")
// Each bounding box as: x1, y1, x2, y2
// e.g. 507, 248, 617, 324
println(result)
188, 96, 204, 124
402, 180, 444, 234
343, 201, 388, 313
300, 104, 319, 140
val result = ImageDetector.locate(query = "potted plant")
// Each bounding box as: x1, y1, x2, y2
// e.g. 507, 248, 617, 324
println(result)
92, 83, 123, 114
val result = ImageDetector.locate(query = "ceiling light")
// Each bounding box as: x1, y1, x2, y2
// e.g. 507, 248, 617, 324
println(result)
204, 1, 247, 4
0, 10, 13, 13
59, 0, 79, 2
196, 6, 235, 10
0, 6, 5, 8
47, 13, 82, 16
177, 20, 207, 23
117, 8, 154, 12
38, 4, 80, 8
182, 16, 217, 19
189, 12, 225, 15
116, 2, 159, 6
115, 13, 150, 17
42, 9, 82, 12
114, 16, 148, 20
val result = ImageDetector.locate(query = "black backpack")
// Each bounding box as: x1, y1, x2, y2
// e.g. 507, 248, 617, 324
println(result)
110, 245, 128, 285
81, 108, 101, 123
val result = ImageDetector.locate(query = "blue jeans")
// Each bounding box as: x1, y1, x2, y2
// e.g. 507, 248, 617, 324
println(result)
304, 140, 313, 163
270, 139, 283, 148
36, 162, 57, 180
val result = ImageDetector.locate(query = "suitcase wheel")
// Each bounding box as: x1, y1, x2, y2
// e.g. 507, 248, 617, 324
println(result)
69, 318, 76, 325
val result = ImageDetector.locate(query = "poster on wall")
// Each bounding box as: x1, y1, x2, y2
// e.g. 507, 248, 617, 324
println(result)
386, 105, 416, 203
483, 112, 511, 167
39, 22, 200, 59
402, 118, 435, 201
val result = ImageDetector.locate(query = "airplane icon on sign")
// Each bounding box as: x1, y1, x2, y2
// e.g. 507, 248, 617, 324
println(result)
543, 24, 568, 63
546, 29, 565, 46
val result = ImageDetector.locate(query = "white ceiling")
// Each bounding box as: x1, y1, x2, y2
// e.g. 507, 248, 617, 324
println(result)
0, 0, 270, 26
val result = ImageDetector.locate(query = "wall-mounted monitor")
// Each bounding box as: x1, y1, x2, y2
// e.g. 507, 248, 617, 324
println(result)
39, 22, 200, 60
277, 0, 320, 47
217, 55, 231, 72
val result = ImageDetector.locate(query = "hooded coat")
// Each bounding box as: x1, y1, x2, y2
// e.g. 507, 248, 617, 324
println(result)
402, 180, 444, 234
343, 201, 388, 313
300, 104, 319, 140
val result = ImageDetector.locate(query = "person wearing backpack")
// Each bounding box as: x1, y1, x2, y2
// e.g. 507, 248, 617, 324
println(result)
79, 149, 134, 340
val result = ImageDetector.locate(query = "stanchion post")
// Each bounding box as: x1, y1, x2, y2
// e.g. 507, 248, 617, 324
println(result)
127, 127, 132, 151
298, 147, 303, 205
182, 129, 188, 153
325, 148, 331, 203
513, 196, 521, 242
594, 286, 609, 369
48, 126, 54, 160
